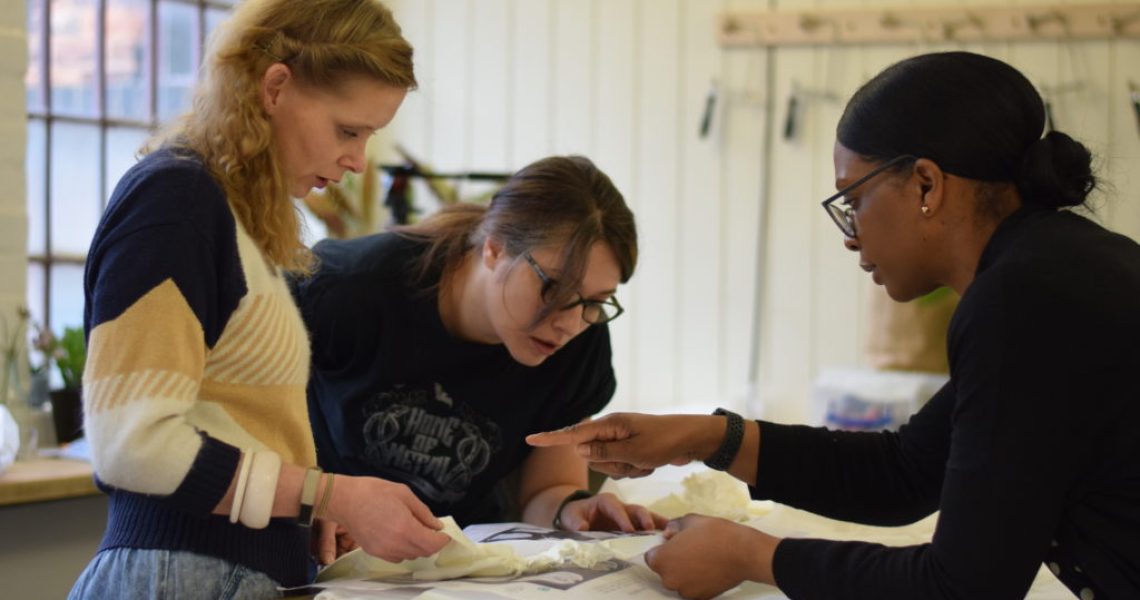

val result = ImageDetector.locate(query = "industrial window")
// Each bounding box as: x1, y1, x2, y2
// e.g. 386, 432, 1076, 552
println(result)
25, 0, 235, 332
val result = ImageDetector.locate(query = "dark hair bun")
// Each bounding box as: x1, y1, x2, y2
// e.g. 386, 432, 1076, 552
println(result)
1015, 131, 1096, 208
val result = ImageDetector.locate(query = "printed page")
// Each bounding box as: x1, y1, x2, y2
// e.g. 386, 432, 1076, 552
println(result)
307, 521, 778, 599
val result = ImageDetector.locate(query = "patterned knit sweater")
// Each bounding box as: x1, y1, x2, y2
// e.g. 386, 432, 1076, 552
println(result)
82, 149, 316, 587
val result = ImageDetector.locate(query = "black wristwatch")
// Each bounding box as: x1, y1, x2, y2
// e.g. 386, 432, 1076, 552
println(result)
703, 408, 744, 471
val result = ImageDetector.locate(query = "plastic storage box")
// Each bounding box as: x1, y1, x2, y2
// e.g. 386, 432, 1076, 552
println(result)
812, 367, 949, 431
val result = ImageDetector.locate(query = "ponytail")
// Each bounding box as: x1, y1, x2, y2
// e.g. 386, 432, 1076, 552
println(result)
394, 203, 486, 289
1015, 131, 1097, 209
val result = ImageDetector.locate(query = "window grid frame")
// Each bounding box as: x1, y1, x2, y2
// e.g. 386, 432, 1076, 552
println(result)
27, 0, 233, 330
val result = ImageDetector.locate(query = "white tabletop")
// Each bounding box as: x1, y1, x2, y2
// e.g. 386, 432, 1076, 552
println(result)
313, 463, 1071, 599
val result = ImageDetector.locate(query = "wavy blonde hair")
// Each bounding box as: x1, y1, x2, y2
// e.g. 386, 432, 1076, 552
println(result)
145, 0, 416, 273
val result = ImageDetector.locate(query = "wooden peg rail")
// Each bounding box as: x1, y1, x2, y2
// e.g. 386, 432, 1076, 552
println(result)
719, 3, 1140, 46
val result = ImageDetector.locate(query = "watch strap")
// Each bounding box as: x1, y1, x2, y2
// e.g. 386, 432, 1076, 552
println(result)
552, 489, 594, 530
703, 408, 744, 471
299, 467, 322, 527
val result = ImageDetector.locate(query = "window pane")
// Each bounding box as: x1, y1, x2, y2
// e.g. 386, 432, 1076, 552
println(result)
26, 0, 45, 112
27, 118, 46, 255
106, 0, 151, 121
50, 0, 99, 117
50, 122, 101, 256
157, 0, 199, 122
26, 263, 45, 335
49, 263, 86, 335
105, 126, 148, 202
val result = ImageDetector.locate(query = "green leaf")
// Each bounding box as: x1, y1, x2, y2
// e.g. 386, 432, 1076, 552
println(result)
54, 326, 86, 390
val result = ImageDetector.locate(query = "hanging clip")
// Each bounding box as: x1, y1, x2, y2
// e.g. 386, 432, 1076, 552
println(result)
1043, 97, 1056, 132
700, 79, 719, 139
1026, 10, 1067, 35
1129, 82, 1140, 137
783, 82, 839, 142
1112, 10, 1140, 34
784, 89, 800, 141
1037, 82, 1085, 133
940, 13, 984, 41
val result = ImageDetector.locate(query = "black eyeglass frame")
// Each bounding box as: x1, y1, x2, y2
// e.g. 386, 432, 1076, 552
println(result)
821, 154, 917, 238
522, 252, 625, 325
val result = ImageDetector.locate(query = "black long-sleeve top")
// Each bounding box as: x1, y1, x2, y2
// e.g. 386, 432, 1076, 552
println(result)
756, 206, 1140, 599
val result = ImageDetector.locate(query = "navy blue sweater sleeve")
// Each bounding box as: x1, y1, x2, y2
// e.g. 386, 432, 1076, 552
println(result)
85, 151, 244, 347
84, 151, 246, 514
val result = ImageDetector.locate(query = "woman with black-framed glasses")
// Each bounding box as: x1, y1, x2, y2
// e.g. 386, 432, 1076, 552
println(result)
531, 52, 1140, 600
291, 155, 666, 538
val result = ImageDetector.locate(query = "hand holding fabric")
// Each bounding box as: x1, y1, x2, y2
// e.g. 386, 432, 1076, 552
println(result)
326, 475, 451, 563
645, 514, 779, 600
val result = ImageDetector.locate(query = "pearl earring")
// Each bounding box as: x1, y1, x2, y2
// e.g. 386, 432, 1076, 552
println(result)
921, 205, 931, 216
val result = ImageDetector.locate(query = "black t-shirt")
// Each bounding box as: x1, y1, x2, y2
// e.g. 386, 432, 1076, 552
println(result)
755, 207, 1140, 599
292, 233, 615, 525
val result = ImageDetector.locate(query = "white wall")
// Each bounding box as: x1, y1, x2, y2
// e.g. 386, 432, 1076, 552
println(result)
0, 0, 27, 355
6, 1, 1137, 422
383, 0, 769, 417
384, 0, 1140, 423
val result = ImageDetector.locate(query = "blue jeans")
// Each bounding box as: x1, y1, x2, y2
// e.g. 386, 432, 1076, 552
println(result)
68, 548, 282, 600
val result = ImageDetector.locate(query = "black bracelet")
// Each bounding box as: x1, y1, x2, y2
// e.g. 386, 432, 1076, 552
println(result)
703, 408, 744, 471
552, 489, 594, 530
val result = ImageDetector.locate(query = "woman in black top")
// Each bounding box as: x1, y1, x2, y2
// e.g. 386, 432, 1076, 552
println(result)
294, 156, 666, 534
529, 52, 1140, 599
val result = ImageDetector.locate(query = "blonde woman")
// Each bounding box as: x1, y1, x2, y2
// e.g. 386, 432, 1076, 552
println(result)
69, 1, 449, 597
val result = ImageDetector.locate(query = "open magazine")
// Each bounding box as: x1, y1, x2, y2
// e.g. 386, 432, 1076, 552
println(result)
288, 522, 684, 600
286, 469, 785, 599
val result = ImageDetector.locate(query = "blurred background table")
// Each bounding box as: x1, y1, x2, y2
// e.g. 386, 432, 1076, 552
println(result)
0, 457, 105, 599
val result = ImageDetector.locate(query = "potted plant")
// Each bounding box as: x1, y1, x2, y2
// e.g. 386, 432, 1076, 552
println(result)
36, 326, 86, 444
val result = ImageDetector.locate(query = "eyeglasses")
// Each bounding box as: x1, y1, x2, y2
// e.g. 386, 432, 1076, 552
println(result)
523, 252, 625, 325
821, 154, 916, 238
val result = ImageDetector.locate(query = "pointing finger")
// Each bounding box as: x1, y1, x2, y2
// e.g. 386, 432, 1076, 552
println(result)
526, 422, 603, 447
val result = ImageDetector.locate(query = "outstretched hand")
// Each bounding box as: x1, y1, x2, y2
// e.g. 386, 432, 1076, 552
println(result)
556, 492, 669, 532
526, 413, 722, 479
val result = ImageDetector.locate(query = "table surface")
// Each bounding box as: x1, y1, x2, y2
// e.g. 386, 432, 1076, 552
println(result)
307, 466, 1073, 599
0, 458, 99, 506
0, 459, 1075, 599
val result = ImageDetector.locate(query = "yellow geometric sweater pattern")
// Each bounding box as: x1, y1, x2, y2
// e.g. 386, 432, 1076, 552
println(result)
84, 207, 314, 497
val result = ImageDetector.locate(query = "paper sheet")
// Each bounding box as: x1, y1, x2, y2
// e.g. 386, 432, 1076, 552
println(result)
304, 467, 1069, 599
308, 520, 776, 600
317, 518, 664, 583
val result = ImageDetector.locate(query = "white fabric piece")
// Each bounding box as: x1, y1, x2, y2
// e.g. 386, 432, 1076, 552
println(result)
0, 404, 18, 474
317, 516, 664, 584
638, 469, 772, 521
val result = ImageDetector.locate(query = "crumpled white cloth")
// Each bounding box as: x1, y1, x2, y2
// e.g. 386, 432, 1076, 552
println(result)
317, 516, 663, 583
614, 468, 772, 522
0, 404, 19, 475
